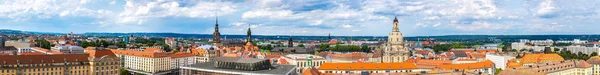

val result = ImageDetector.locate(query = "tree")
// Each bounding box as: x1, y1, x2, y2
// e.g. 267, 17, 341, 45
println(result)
592, 52, 598, 56
36, 39, 52, 49
554, 48, 561, 53
361, 45, 370, 53
119, 68, 129, 75
319, 44, 330, 51
298, 44, 305, 47
495, 68, 503, 75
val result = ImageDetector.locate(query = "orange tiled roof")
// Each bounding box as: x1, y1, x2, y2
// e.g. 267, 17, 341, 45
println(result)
18, 52, 45, 55
170, 52, 196, 58
318, 62, 418, 70
85, 47, 116, 58
32, 47, 64, 54
0, 54, 90, 65
110, 48, 169, 58
437, 60, 494, 70
587, 56, 600, 64
519, 53, 564, 64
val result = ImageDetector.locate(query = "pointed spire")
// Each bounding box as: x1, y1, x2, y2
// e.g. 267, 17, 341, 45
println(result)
393, 16, 398, 22
247, 24, 252, 43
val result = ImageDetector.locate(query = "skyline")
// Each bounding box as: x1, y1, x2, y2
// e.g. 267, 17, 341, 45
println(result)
1, 0, 600, 36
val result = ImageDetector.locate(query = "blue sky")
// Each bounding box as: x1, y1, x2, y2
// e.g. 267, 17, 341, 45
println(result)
1, 0, 600, 36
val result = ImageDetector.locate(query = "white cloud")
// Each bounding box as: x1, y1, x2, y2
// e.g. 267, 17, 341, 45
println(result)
536, 0, 557, 16
342, 24, 353, 28
118, 0, 240, 24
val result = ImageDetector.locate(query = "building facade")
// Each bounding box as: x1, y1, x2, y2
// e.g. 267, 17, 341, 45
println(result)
283, 54, 326, 74
0, 53, 120, 75
111, 47, 198, 75
382, 16, 409, 63
86, 47, 121, 75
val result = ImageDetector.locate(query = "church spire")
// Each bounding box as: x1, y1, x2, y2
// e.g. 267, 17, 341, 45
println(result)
328, 33, 331, 40
247, 24, 252, 43
213, 12, 221, 46
392, 16, 399, 32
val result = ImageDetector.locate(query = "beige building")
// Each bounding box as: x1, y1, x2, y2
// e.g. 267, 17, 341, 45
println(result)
500, 60, 592, 75
0, 53, 120, 75
587, 56, 600, 75
111, 47, 197, 75
382, 16, 409, 63
86, 47, 121, 75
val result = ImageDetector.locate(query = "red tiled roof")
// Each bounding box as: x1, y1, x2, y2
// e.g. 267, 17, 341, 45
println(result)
0, 54, 90, 65
318, 62, 418, 70
170, 52, 196, 58
111, 48, 169, 58
19, 52, 45, 55
437, 60, 494, 70
85, 47, 116, 58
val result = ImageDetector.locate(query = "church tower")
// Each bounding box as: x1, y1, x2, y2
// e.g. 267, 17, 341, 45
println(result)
247, 24, 252, 43
213, 15, 221, 47
382, 16, 409, 63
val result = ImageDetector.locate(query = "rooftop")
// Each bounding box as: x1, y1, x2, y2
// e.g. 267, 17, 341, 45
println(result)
284, 54, 324, 60
318, 62, 418, 70
181, 61, 296, 75
214, 57, 266, 64
0, 54, 90, 65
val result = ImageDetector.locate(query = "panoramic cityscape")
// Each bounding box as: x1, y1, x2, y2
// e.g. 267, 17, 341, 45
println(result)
2, 0, 600, 75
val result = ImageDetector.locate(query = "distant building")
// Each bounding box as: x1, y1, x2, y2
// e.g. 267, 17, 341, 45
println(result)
165, 37, 177, 49
271, 47, 315, 55
180, 57, 297, 75
4, 40, 32, 48
0, 46, 17, 54
564, 46, 600, 55
51, 46, 86, 54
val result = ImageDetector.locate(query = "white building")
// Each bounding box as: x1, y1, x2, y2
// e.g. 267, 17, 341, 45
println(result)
51, 46, 86, 54
283, 54, 326, 74
511, 42, 550, 52
485, 53, 516, 69
565, 46, 600, 55
17, 47, 32, 53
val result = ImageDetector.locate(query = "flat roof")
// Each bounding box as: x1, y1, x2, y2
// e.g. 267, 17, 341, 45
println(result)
181, 62, 296, 75
214, 57, 266, 64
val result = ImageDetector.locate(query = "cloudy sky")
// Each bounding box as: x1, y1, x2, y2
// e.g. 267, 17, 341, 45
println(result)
1, 0, 599, 36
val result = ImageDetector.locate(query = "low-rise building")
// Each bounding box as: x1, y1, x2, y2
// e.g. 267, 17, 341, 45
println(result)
0, 46, 17, 54
51, 46, 86, 54
485, 53, 516, 69
565, 46, 600, 55
283, 54, 325, 74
